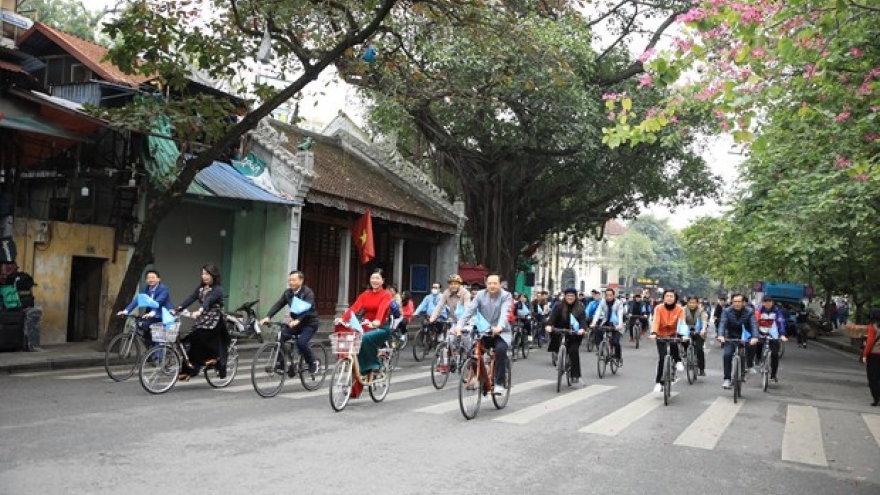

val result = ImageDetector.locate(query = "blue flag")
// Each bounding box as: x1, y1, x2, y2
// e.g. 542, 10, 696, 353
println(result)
348, 313, 364, 333
289, 297, 312, 315
570, 314, 580, 331
474, 312, 491, 333
136, 293, 159, 309
454, 303, 465, 319
161, 307, 176, 326
518, 304, 531, 317
742, 325, 751, 340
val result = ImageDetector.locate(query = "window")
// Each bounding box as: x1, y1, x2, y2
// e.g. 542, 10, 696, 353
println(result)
600, 268, 608, 286
70, 63, 92, 83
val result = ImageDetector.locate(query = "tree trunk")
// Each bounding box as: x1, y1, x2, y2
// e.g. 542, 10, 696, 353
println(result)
461, 169, 521, 285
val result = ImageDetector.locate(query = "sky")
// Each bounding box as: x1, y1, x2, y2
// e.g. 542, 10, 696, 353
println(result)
83, 0, 742, 229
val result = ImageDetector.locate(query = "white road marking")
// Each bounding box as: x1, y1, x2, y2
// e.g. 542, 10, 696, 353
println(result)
580, 392, 664, 436
782, 405, 827, 467
494, 384, 615, 425
414, 379, 553, 415
862, 413, 880, 448
674, 396, 742, 450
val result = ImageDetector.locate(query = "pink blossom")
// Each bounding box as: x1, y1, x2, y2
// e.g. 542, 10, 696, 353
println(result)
602, 93, 619, 100
719, 121, 730, 131
646, 107, 658, 118
803, 64, 817, 80
713, 109, 726, 119
677, 8, 707, 23
638, 73, 653, 87
835, 112, 851, 122
850, 47, 863, 58
855, 173, 870, 182
740, 6, 763, 24
836, 156, 852, 169
673, 37, 694, 53
669, 115, 679, 124
856, 83, 871, 97
607, 112, 616, 121
751, 47, 766, 59
638, 48, 656, 63
872, 106, 880, 113
866, 133, 880, 143
839, 74, 849, 83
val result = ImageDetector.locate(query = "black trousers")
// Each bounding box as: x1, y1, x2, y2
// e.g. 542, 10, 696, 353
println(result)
548, 332, 584, 378
867, 354, 880, 403
476, 335, 509, 385
655, 340, 681, 383
754, 339, 780, 376
682, 333, 706, 372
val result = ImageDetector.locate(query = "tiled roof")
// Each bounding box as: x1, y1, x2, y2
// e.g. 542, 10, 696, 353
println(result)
271, 122, 459, 231
0, 60, 26, 74
17, 22, 151, 86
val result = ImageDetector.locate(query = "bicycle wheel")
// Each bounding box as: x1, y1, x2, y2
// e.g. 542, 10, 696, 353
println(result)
369, 359, 391, 402
556, 345, 567, 393
686, 345, 697, 385
778, 339, 785, 359
634, 327, 640, 349
586, 333, 595, 353
299, 343, 328, 391
389, 344, 400, 370
329, 359, 354, 412
431, 343, 451, 390
492, 359, 511, 409
413, 329, 430, 362
511, 332, 520, 362
610, 352, 619, 375
139, 345, 179, 395
597, 342, 608, 378
251, 343, 286, 398
761, 349, 770, 392
663, 355, 672, 406
459, 358, 482, 420
521, 333, 530, 359
732, 356, 741, 403
206, 346, 238, 388
105, 333, 144, 382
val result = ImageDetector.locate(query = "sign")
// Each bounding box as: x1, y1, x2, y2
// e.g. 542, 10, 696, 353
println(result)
636, 277, 658, 285
751, 281, 764, 292
0, 12, 33, 30
410, 265, 429, 293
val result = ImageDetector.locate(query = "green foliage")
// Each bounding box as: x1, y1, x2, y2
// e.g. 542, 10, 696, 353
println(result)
19, 0, 107, 42
629, 215, 712, 294
607, 230, 656, 289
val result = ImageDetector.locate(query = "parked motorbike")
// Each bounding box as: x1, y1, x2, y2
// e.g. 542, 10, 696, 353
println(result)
226, 300, 263, 343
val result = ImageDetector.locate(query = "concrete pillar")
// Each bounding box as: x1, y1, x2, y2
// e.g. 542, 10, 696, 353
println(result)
434, 233, 459, 286
393, 237, 404, 290
335, 228, 351, 316
288, 206, 302, 270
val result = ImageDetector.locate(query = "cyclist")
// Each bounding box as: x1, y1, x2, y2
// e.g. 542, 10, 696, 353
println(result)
514, 293, 533, 338
626, 293, 652, 343
335, 269, 392, 381
453, 274, 512, 395
117, 269, 173, 348
544, 288, 588, 386
716, 293, 759, 389
591, 288, 626, 363
585, 289, 601, 346
532, 291, 550, 343
174, 263, 229, 381
432, 274, 472, 372
259, 270, 320, 374
648, 289, 688, 393
754, 296, 788, 382
682, 295, 706, 376
417, 280, 447, 338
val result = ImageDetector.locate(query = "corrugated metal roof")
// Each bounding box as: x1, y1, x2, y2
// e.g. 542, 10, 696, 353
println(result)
189, 162, 299, 206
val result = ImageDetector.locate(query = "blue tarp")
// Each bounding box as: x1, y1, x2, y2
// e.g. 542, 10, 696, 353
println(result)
763, 283, 805, 302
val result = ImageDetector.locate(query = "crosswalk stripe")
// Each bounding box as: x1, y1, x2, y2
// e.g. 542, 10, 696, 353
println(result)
862, 413, 880, 448
782, 405, 827, 467
272, 370, 432, 400
674, 396, 742, 450
413, 379, 553, 415
384, 385, 446, 402
11, 367, 106, 378
494, 384, 615, 425
580, 392, 663, 436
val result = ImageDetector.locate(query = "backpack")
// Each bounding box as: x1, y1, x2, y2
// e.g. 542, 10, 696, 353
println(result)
389, 300, 402, 319
14, 272, 35, 308
0, 284, 21, 309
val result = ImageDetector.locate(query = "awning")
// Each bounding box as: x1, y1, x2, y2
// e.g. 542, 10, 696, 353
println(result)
0, 94, 90, 141
189, 162, 300, 206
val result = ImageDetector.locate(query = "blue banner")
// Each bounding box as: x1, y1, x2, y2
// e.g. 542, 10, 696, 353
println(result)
161, 307, 176, 326
348, 313, 364, 333
289, 297, 312, 315
136, 294, 159, 309
475, 312, 491, 333
570, 314, 580, 331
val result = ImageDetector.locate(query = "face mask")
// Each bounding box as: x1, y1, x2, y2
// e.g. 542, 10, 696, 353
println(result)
431, 289, 439, 295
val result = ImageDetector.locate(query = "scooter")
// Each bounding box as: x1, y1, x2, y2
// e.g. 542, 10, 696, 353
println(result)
225, 300, 263, 343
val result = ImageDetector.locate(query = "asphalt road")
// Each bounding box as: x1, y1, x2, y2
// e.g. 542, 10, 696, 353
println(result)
1, 335, 878, 495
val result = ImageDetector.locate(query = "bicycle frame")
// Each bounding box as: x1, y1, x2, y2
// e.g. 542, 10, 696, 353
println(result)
467, 336, 497, 394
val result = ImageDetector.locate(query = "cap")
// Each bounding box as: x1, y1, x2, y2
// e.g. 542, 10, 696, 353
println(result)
447, 274, 463, 284
591, 289, 599, 294
564, 288, 578, 295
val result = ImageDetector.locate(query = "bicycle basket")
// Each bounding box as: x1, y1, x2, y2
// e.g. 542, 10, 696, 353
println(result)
151, 322, 180, 343
330, 332, 362, 358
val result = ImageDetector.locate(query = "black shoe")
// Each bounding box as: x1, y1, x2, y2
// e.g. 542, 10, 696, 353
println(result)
699, 370, 706, 376
309, 360, 320, 375
872, 401, 879, 407
217, 366, 227, 379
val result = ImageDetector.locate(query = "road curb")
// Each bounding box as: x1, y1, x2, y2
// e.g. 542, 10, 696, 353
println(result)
814, 337, 862, 355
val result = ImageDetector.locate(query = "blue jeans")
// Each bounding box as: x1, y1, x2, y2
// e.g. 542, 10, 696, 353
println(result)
281, 323, 318, 365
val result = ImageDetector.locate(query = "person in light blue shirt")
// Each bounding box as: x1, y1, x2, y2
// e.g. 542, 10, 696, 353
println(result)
415, 281, 445, 319
453, 275, 512, 395
118, 269, 172, 347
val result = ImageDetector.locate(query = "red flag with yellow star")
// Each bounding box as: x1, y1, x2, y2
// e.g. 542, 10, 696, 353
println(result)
351, 210, 375, 264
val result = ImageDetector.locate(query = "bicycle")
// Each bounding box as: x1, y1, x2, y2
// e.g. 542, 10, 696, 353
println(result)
551, 328, 579, 393
138, 318, 240, 394
105, 315, 148, 382
250, 322, 329, 398
328, 330, 393, 412
511, 318, 531, 362
413, 319, 447, 362
754, 335, 776, 392
656, 337, 683, 406
631, 317, 643, 349
431, 332, 468, 390
458, 331, 512, 420
684, 332, 699, 385
596, 326, 621, 378
724, 339, 749, 403
385, 328, 404, 370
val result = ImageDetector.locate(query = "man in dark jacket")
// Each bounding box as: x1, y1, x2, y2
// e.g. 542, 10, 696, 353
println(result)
544, 288, 589, 386
716, 294, 758, 389
261, 271, 320, 374
118, 269, 173, 348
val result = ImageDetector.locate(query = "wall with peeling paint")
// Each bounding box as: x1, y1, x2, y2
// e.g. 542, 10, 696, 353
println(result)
13, 218, 131, 344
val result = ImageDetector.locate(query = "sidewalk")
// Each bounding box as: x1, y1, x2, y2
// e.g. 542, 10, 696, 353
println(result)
0, 327, 338, 374
814, 332, 864, 356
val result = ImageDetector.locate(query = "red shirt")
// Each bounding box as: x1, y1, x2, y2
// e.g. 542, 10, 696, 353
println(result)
864, 323, 880, 358
343, 288, 392, 329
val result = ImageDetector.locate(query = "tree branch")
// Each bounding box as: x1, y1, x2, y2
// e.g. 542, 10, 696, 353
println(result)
595, 10, 682, 86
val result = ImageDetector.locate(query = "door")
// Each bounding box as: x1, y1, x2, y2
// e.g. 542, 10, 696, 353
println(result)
300, 220, 341, 316
67, 257, 105, 342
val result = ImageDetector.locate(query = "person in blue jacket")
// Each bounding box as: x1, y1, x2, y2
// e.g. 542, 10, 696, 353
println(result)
754, 296, 788, 381
117, 269, 173, 347
681, 295, 707, 376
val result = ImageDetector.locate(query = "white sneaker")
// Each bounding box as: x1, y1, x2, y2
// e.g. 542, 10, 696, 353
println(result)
748, 367, 757, 374
653, 383, 663, 393
493, 384, 507, 395
722, 379, 731, 389
675, 362, 684, 372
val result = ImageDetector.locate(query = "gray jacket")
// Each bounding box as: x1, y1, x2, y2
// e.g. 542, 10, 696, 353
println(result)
458, 289, 512, 334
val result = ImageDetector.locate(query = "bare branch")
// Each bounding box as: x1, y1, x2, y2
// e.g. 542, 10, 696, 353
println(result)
587, 0, 630, 27
596, 10, 681, 86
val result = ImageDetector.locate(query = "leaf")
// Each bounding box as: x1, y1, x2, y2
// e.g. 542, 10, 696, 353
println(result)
622, 98, 632, 111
